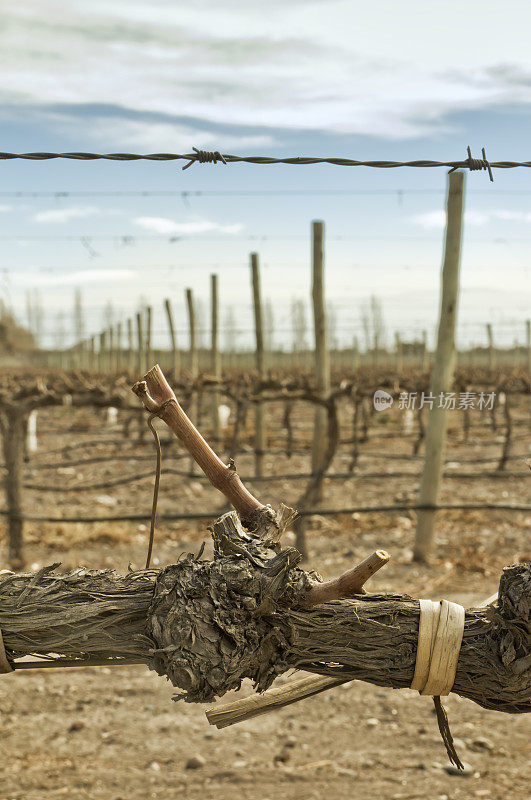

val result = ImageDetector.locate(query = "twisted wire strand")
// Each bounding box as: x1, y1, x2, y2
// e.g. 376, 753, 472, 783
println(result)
0, 146, 526, 178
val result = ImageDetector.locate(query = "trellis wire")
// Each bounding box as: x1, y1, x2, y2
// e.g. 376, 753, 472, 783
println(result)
0, 501, 528, 524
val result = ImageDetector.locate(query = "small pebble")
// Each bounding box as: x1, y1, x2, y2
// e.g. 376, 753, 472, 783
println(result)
451, 737, 466, 750
337, 767, 357, 777
366, 718, 379, 727
68, 721, 84, 733
284, 736, 297, 748
185, 755, 206, 770
468, 737, 494, 752
150, 762, 161, 772
274, 747, 291, 764
444, 762, 473, 777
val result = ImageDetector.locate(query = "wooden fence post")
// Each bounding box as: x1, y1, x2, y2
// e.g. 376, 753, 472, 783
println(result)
71, 342, 79, 370
395, 332, 403, 373
136, 312, 144, 376
116, 322, 122, 373
311, 220, 330, 502
486, 323, 495, 370
89, 336, 96, 372
414, 171, 465, 562
1, 410, 26, 568
145, 306, 152, 369
421, 330, 428, 371
526, 320, 531, 374
126, 318, 133, 375
164, 298, 180, 378
81, 340, 88, 370
109, 326, 115, 374
251, 253, 266, 476
210, 274, 221, 445
186, 289, 198, 377
99, 330, 106, 373
352, 336, 360, 371
186, 288, 198, 474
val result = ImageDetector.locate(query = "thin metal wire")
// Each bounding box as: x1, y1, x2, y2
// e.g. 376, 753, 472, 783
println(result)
1, 502, 528, 524
0, 145, 524, 179
143, 398, 180, 568
145, 413, 162, 569
5, 188, 531, 198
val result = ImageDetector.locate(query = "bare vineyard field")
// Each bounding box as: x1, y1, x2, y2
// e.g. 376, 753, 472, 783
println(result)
0, 366, 530, 800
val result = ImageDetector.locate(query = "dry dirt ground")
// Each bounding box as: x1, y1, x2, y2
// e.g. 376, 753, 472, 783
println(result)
1, 398, 530, 800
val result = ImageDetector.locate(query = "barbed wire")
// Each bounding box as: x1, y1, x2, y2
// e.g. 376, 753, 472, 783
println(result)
0, 146, 527, 180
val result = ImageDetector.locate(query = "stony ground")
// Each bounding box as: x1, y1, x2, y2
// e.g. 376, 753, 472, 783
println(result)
0, 398, 529, 800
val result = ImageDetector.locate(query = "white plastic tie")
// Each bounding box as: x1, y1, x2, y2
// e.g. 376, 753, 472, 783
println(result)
411, 599, 465, 696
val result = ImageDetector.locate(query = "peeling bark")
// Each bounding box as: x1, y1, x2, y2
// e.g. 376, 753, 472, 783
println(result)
1, 509, 529, 716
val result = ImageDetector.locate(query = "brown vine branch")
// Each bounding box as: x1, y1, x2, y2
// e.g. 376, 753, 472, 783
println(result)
132, 365, 263, 520
301, 550, 390, 605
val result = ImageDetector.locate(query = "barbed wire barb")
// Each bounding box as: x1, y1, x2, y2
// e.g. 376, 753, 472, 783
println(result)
448, 146, 494, 182
182, 148, 227, 171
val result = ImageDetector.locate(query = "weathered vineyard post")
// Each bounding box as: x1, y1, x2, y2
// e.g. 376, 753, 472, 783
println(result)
127, 318, 134, 375
352, 336, 360, 370
145, 306, 153, 370
186, 289, 198, 378
526, 319, 530, 374
109, 326, 115, 374
251, 253, 266, 477
311, 220, 330, 502
186, 288, 198, 475
210, 274, 221, 446
421, 329, 428, 371
0, 409, 26, 568
116, 322, 122, 373
395, 331, 403, 373
89, 336, 96, 371
136, 312, 144, 376
99, 330, 106, 373
487, 323, 495, 370
414, 171, 465, 562
497, 394, 512, 471
164, 298, 180, 379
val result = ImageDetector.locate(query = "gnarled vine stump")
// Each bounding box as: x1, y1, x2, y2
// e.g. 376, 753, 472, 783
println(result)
1, 508, 529, 717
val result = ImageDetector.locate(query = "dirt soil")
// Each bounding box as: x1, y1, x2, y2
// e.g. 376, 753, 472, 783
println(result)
1, 398, 530, 800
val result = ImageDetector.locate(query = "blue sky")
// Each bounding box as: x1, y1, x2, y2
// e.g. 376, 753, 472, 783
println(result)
1, 1, 531, 350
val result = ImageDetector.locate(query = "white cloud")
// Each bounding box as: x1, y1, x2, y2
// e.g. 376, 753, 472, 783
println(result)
411, 208, 531, 228
23, 269, 136, 286
134, 216, 243, 235
3, 2, 531, 139
84, 118, 276, 151
0, 205, 11, 212
33, 206, 99, 224
410, 211, 446, 229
